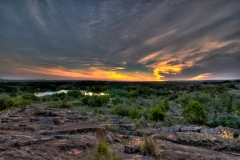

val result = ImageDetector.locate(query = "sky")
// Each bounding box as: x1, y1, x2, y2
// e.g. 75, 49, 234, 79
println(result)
0, 0, 240, 81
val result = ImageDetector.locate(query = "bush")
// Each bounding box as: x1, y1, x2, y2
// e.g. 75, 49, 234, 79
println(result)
150, 106, 164, 121
182, 100, 206, 124
60, 101, 73, 108
49, 100, 73, 109
81, 95, 109, 107
110, 89, 128, 97
163, 111, 174, 127
22, 94, 39, 101
127, 90, 138, 98
67, 90, 82, 98
0, 96, 14, 110
129, 109, 139, 119
113, 105, 130, 116
163, 99, 170, 111
112, 96, 123, 105
129, 106, 143, 119
214, 114, 240, 129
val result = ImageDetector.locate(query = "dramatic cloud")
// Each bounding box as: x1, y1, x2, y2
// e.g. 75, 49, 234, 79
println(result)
188, 73, 212, 81
0, 0, 239, 80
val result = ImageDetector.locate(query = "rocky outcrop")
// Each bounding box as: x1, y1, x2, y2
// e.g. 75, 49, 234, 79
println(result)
39, 123, 106, 135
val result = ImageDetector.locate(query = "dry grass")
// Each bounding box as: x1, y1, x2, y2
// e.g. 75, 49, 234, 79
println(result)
82, 131, 121, 160
140, 137, 160, 158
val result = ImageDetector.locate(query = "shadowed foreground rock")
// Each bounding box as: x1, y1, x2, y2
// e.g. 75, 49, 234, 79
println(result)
0, 106, 239, 160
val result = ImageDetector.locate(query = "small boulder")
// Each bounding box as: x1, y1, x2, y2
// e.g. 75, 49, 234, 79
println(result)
119, 124, 137, 131
170, 105, 181, 116
0, 114, 9, 119
18, 123, 27, 127
209, 137, 218, 143
106, 134, 113, 143
106, 132, 115, 143
77, 116, 90, 121
106, 115, 119, 123
167, 125, 181, 133
114, 138, 122, 143
166, 133, 178, 142
53, 117, 64, 125
234, 132, 239, 138
0, 114, 9, 123
38, 117, 54, 125
29, 117, 40, 122
124, 145, 140, 154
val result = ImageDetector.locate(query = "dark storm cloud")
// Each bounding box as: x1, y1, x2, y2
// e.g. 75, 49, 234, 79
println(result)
0, 0, 239, 80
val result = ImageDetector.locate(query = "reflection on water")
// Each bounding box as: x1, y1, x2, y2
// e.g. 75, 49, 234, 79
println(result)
34, 90, 108, 97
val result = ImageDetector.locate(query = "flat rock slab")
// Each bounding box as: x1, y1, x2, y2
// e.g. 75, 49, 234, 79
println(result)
158, 139, 239, 160
9, 117, 30, 123
167, 125, 181, 133
39, 123, 106, 135
0, 135, 97, 160
166, 133, 178, 142
29, 117, 40, 122
77, 116, 90, 120
180, 126, 201, 132
35, 110, 58, 117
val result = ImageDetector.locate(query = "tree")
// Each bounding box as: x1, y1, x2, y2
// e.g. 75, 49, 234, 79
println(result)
182, 100, 206, 124
67, 90, 82, 98
127, 90, 138, 98
0, 96, 14, 111
150, 106, 164, 121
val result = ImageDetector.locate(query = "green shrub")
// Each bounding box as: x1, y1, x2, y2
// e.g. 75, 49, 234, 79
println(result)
182, 100, 206, 124
214, 114, 240, 129
150, 106, 164, 121
95, 95, 109, 107
49, 100, 72, 109
60, 102, 73, 108
67, 90, 82, 98
82, 96, 90, 105
0, 96, 14, 110
22, 94, 38, 101
112, 96, 123, 105
129, 108, 141, 119
127, 90, 138, 98
113, 105, 130, 116
81, 95, 109, 107
163, 111, 174, 127
163, 99, 170, 111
